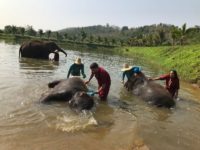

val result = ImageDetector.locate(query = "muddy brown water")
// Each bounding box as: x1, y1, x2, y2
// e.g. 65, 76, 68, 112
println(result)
0, 40, 200, 150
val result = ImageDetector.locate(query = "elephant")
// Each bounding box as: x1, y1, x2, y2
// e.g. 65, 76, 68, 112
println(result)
40, 77, 94, 111
124, 73, 175, 108
19, 40, 67, 61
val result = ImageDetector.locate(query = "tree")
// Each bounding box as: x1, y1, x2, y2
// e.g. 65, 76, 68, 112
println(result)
121, 26, 129, 32
80, 29, 87, 41
11, 25, 17, 34
89, 35, 94, 43
26, 25, 36, 36
171, 27, 181, 45
38, 29, 43, 38
180, 23, 187, 45
158, 29, 165, 45
55, 32, 63, 41
46, 30, 51, 39
17, 27, 25, 36
97, 36, 103, 43
4, 25, 12, 34
104, 37, 109, 45
64, 33, 68, 39
111, 38, 116, 45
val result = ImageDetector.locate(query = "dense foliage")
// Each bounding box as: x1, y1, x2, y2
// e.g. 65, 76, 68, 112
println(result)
1, 23, 200, 46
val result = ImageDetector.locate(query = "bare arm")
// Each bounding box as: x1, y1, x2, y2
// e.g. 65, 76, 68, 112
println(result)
85, 73, 94, 84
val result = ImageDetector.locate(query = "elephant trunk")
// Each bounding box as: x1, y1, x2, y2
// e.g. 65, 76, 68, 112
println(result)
19, 45, 22, 58
58, 48, 67, 57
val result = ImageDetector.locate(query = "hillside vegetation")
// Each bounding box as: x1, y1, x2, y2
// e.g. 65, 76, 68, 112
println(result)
1, 23, 200, 46
120, 45, 200, 84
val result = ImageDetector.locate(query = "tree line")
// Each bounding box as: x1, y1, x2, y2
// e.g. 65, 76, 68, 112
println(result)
0, 23, 200, 46
0, 25, 62, 41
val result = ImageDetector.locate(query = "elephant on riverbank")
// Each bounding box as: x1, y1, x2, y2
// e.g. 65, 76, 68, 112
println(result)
19, 40, 67, 61
40, 77, 94, 111
124, 73, 175, 108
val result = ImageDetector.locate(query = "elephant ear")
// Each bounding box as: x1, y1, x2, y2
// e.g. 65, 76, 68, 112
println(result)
48, 80, 61, 88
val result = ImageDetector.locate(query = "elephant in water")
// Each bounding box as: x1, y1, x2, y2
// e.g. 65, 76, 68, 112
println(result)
40, 77, 94, 111
19, 40, 67, 61
124, 73, 175, 108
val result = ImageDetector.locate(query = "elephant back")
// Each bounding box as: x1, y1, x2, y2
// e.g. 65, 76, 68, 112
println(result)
53, 77, 88, 95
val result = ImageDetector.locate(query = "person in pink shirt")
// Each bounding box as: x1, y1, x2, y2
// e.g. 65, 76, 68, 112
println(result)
85, 63, 111, 100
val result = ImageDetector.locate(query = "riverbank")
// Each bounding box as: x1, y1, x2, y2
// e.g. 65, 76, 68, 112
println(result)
118, 45, 200, 86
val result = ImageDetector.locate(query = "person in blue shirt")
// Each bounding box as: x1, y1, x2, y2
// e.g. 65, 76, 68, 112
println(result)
67, 57, 86, 78
121, 63, 141, 84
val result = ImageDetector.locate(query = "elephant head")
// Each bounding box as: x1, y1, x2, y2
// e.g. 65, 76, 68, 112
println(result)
69, 91, 94, 111
124, 73, 147, 92
40, 78, 95, 111
46, 42, 67, 57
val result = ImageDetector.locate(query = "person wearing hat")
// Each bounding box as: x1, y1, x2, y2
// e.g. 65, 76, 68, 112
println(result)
149, 70, 180, 99
121, 63, 141, 84
67, 57, 86, 78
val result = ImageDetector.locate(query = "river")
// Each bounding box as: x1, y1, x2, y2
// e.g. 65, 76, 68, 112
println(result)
0, 40, 200, 150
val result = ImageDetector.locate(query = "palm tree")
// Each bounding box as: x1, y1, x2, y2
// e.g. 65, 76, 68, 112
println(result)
171, 27, 181, 46
180, 23, 187, 45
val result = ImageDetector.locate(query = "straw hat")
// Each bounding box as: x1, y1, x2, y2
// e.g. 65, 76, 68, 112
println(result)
121, 63, 133, 71
75, 57, 82, 64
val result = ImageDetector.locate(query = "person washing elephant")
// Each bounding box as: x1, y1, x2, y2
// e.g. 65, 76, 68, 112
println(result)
121, 63, 143, 84
149, 70, 180, 99
85, 62, 111, 101
67, 57, 86, 78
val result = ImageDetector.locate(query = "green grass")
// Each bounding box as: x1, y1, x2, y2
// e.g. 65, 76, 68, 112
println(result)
119, 45, 200, 83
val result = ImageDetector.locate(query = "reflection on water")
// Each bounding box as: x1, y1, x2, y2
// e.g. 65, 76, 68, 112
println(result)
19, 58, 59, 70
0, 40, 200, 150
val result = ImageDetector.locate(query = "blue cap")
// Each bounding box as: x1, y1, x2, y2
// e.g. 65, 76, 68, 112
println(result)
133, 67, 141, 73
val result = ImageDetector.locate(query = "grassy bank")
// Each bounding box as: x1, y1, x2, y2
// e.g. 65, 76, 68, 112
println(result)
119, 45, 200, 84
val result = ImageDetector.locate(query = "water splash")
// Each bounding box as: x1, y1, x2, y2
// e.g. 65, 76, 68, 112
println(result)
47, 111, 98, 132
